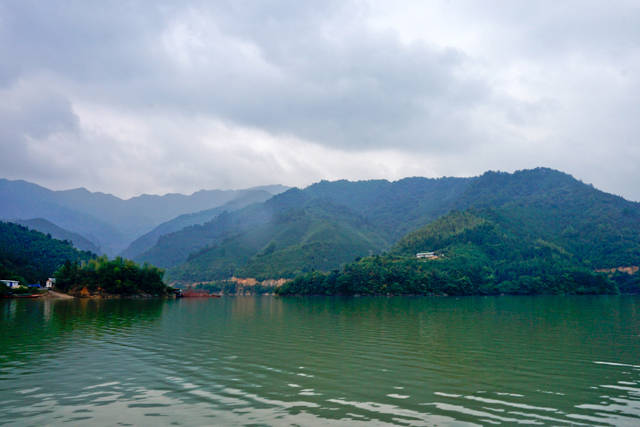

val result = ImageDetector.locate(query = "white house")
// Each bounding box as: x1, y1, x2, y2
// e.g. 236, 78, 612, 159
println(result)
45, 278, 56, 289
416, 252, 437, 259
1, 279, 20, 289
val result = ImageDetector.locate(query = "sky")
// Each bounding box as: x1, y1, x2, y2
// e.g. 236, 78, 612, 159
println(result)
1, 0, 639, 200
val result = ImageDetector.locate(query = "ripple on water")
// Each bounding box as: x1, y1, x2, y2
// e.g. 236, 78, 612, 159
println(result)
2, 296, 640, 425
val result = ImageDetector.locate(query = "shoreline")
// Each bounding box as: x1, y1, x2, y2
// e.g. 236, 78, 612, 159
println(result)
45, 290, 75, 299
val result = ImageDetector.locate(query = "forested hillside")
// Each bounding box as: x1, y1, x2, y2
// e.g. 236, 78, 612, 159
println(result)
153, 168, 640, 284
277, 208, 637, 295
12, 218, 101, 253
167, 199, 387, 282
120, 189, 274, 259
138, 177, 470, 281
0, 221, 94, 284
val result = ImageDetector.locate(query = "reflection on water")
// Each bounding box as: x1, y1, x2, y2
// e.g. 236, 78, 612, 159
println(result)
1, 296, 639, 425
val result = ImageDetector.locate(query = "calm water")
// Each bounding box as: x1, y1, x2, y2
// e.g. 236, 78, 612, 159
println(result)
1, 296, 640, 426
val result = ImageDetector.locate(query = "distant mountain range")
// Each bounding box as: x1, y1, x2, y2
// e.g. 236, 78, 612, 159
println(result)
153, 168, 640, 283
0, 179, 288, 255
120, 189, 276, 259
2, 168, 639, 292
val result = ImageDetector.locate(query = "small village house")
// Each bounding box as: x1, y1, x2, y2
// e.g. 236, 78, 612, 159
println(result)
416, 252, 437, 259
45, 278, 56, 289
1, 279, 20, 289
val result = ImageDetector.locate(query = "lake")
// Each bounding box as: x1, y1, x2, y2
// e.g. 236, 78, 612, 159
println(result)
1, 296, 640, 426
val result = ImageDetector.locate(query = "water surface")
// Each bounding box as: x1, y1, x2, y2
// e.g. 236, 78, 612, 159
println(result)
1, 296, 640, 425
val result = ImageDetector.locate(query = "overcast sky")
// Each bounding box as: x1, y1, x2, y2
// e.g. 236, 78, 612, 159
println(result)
1, 0, 638, 200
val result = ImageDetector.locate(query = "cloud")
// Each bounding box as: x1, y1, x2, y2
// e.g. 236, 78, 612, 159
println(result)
0, 0, 638, 200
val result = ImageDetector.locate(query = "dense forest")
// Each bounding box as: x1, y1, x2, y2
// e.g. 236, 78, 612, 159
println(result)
148, 168, 640, 285
3, 168, 639, 296
0, 221, 172, 297
277, 209, 637, 296
191, 280, 277, 295
167, 199, 387, 282
54, 256, 173, 296
0, 221, 93, 284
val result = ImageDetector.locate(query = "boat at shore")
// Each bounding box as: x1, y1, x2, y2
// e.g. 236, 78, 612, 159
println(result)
4, 293, 44, 298
181, 289, 221, 298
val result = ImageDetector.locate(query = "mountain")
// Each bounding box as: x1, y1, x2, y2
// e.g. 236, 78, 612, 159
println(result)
0, 221, 94, 284
135, 177, 471, 280
167, 198, 388, 282
138, 168, 640, 284
277, 207, 625, 296
120, 189, 275, 259
0, 179, 289, 255
278, 168, 640, 295
11, 218, 101, 253
0, 179, 121, 254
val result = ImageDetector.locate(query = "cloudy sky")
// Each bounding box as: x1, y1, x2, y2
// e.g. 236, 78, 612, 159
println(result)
1, 0, 638, 200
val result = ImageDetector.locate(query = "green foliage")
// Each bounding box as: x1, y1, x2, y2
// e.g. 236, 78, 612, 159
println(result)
609, 272, 640, 294
277, 209, 621, 296
139, 177, 471, 278
0, 221, 93, 283
191, 280, 276, 295
140, 168, 640, 287
54, 256, 171, 296
166, 201, 387, 282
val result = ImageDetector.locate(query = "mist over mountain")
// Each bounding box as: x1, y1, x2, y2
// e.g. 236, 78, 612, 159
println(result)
11, 218, 101, 254
0, 179, 288, 255
2, 168, 638, 287
134, 167, 640, 284
120, 189, 276, 259
135, 176, 471, 274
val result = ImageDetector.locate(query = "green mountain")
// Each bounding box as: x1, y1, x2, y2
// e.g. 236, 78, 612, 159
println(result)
12, 218, 101, 253
167, 199, 387, 282
277, 207, 633, 296
120, 189, 274, 259
151, 168, 640, 285
0, 221, 94, 284
137, 176, 470, 281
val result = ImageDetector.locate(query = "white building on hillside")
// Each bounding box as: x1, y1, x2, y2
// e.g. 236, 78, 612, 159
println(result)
45, 278, 56, 289
1, 279, 20, 289
416, 252, 437, 259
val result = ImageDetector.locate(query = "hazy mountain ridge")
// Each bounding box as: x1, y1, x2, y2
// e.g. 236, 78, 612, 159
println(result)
137, 176, 474, 275
11, 218, 101, 254
166, 198, 389, 282
147, 168, 640, 283
120, 189, 275, 259
3, 168, 639, 287
0, 179, 289, 255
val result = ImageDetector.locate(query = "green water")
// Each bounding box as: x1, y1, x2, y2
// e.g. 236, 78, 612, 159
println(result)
1, 296, 640, 426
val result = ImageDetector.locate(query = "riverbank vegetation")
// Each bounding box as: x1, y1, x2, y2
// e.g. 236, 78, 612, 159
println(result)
54, 256, 173, 296
190, 280, 277, 295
